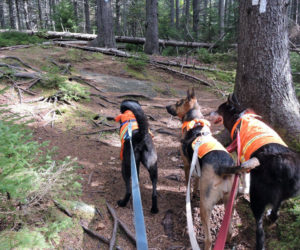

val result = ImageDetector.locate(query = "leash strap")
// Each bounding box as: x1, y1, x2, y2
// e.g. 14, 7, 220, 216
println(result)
213, 131, 241, 250
128, 121, 148, 250
186, 141, 201, 250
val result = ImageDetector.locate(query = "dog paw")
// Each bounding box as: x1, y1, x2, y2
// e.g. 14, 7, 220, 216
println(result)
151, 207, 159, 214
117, 200, 127, 207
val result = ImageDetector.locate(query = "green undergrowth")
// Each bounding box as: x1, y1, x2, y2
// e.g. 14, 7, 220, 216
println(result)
0, 31, 45, 47
0, 107, 82, 248
268, 197, 300, 249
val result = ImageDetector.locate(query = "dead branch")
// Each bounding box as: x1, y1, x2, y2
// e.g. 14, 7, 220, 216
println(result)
88, 171, 94, 185
106, 202, 136, 245
106, 202, 119, 250
26, 78, 41, 89
53, 199, 73, 217
117, 93, 153, 100
0, 44, 33, 51
0, 56, 40, 72
151, 63, 214, 87
69, 76, 104, 93
96, 207, 104, 219
90, 93, 118, 105
80, 223, 122, 250
50, 59, 71, 74
80, 127, 119, 135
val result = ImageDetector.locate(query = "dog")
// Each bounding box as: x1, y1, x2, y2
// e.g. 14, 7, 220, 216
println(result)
166, 89, 245, 250
216, 94, 300, 250
115, 100, 158, 214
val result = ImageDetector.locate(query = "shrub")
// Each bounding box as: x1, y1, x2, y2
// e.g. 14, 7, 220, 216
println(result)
59, 81, 90, 102
0, 31, 45, 47
126, 53, 149, 71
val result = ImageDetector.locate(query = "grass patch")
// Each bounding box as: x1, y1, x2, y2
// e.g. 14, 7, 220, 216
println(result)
0, 31, 45, 47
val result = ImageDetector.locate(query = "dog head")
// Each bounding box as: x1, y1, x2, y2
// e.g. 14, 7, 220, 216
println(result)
215, 93, 245, 131
166, 88, 202, 121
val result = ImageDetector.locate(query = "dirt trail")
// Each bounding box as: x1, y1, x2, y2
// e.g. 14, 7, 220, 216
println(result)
0, 47, 255, 249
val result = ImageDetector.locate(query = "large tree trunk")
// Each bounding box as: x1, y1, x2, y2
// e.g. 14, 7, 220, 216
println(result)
23, 0, 31, 30
144, 0, 159, 54
15, 0, 21, 30
73, 0, 78, 30
175, 0, 179, 29
0, 1, 5, 28
122, 0, 128, 35
7, 0, 16, 29
185, 0, 190, 32
37, 0, 43, 29
84, 0, 91, 33
90, 0, 116, 48
170, 0, 175, 27
235, 0, 300, 144
203, 0, 208, 26
192, 0, 200, 38
219, 0, 225, 40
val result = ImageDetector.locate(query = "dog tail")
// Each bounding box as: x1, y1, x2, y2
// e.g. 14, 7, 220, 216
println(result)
120, 100, 149, 137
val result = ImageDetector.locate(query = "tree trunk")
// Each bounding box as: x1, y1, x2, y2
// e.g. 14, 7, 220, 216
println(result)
91, 0, 116, 48
23, 0, 31, 30
115, 0, 120, 35
185, 0, 190, 30
235, 0, 300, 144
192, 0, 200, 38
175, 0, 179, 29
219, 0, 225, 40
170, 0, 175, 27
37, 0, 43, 29
0, 1, 5, 28
73, 0, 78, 30
84, 0, 91, 33
144, 0, 159, 54
15, 0, 21, 30
122, 0, 128, 35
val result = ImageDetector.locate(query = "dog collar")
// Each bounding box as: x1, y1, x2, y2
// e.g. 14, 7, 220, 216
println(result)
182, 119, 211, 134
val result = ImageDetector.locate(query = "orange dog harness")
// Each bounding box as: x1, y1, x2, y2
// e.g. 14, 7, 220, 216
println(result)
115, 110, 139, 160
183, 119, 227, 159
231, 113, 287, 163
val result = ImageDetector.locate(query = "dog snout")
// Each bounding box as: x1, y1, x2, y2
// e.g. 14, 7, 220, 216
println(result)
166, 105, 177, 116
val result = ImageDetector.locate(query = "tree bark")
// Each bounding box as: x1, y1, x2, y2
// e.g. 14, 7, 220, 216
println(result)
84, 0, 91, 33
115, 0, 121, 35
175, 0, 179, 29
23, 0, 31, 30
73, 0, 78, 29
235, 0, 300, 144
0, 1, 5, 28
219, 0, 225, 40
144, 0, 159, 54
203, 0, 208, 26
170, 0, 175, 27
122, 0, 128, 35
15, 0, 21, 30
7, 0, 16, 29
185, 0, 190, 31
192, 0, 200, 38
91, 0, 116, 48
37, 0, 43, 29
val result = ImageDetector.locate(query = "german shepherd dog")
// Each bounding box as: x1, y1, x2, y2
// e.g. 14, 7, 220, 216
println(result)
216, 94, 300, 250
166, 89, 243, 250
115, 100, 158, 214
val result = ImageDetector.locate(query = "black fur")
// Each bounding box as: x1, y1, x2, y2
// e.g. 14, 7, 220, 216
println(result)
117, 100, 158, 214
217, 95, 300, 250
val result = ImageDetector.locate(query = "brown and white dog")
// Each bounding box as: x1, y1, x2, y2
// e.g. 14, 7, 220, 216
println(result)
166, 89, 244, 250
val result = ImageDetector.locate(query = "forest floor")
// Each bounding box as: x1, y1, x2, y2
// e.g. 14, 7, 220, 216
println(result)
0, 44, 279, 250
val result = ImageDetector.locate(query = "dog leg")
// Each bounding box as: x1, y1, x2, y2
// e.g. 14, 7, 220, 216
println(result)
148, 163, 159, 214
200, 198, 213, 250
118, 160, 131, 207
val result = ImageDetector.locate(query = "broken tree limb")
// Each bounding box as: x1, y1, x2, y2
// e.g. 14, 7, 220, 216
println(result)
106, 202, 136, 245
80, 223, 122, 250
151, 63, 215, 87
69, 76, 104, 93
53, 199, 73, 217
0, 56, 41, 72
106, 202, 119, 250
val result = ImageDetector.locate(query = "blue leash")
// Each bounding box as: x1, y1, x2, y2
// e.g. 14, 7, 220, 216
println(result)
127, 121, 148, 250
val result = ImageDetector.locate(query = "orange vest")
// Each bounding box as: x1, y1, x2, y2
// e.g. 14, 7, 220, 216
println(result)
115, 110, 139, 160
231, 114, 287, 163
183, 119, 227, 159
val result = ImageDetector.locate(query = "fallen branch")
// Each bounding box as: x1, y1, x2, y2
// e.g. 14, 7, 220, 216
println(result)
0, 56, 40, 72
90, 93, 118, 104
80, 127, 119, 135
106, 202, 136, 245
0, 44, 33, 51
88, 171, 94, 185
106, 202, 119, 250
70, 76, 104, 93
80, 223, 122, 250
53, 199, 73, 217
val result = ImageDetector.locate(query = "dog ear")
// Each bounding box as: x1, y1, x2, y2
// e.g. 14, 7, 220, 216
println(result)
187, 89, 191, 100
190, 87, 195, 99
187, 88, 195, 100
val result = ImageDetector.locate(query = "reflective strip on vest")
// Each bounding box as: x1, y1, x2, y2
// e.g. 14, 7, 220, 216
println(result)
231, 114, 287, 163
192, 135, 227, 159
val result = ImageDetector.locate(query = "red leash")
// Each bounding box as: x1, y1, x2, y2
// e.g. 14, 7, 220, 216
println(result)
213, 131, 241, 250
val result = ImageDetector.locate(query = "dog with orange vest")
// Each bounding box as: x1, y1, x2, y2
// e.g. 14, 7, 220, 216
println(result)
216, 94, 300, 250
115, 100, 158, 214
166, 89, 248, 250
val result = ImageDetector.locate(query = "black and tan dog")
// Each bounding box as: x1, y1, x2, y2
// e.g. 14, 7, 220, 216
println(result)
115, 100, 158, 214
166, 89, 244, 250
216, 94, 300, 250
